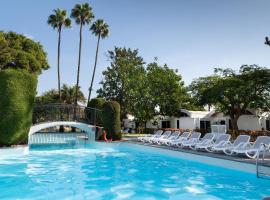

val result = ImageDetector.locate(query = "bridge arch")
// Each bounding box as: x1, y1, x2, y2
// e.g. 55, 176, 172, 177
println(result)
29, 121, 96, 138
29, 121, 96, 135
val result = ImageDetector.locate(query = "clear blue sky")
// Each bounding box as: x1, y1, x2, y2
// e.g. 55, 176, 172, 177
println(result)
1, 0, 270, 98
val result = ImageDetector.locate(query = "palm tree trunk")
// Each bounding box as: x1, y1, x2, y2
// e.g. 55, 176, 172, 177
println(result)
87, 33, 101, 104
57, 28, 62, 103
74, 23, 83, 120
58, 29, 64, 130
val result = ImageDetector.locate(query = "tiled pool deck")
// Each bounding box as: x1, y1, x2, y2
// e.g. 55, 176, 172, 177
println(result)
124, 138, 270, 168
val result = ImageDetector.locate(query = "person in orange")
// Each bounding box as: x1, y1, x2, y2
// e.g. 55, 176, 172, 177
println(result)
102, 130, 112, 142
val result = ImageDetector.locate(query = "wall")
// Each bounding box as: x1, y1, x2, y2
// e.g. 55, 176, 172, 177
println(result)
237, 115, 262, 130
123, 119, 135, 129
123, 113, 269, 131
178, 118, 196, 129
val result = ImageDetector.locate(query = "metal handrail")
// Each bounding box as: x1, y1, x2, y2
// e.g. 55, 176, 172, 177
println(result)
32, 103, 102, 126
256, 144, 270, 178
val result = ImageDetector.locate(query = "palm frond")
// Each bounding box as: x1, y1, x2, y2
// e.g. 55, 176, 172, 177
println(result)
64, 18, 72, 28
71, 3, 94, 25
90, 19, 109, 39
48, 8, 71, 31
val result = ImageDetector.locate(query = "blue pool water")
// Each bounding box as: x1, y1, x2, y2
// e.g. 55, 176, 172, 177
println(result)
0, 142, 270, 200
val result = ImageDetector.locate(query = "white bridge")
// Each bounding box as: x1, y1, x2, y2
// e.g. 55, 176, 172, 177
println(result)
29, 104, 102, 146
28, 121, 97, 145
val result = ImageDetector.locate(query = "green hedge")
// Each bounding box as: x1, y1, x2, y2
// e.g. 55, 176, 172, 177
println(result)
0, 69, 37, 146
87, 98, 106, 109
102, 101, 121, 140
85, 98, 105, 126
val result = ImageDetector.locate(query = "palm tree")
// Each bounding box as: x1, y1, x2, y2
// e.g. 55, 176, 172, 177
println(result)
87, 19, 109, 104
35, 84, 86, 105
61, 84, 86, 104
71, 3, 94, 112
47, 9, 71, 103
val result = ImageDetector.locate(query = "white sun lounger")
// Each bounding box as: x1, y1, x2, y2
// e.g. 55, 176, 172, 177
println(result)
195, 134, 231, 152
166, 132, 191, 146
182, 132, 214, 149
212, 135, 250, 155
226, 136, 270, 159
156, 131, 181, 145
150, 131, 172, 144
177, 132, 201, 148
138, 130, 163, 142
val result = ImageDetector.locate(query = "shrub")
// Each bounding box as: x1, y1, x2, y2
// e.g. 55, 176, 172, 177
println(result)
85, 98, 105, 126
0, 69, 37, 146
87, 98, 106, 109
137, 128, 155, 134
228, 130, 270, 141
102, 101, 121, 140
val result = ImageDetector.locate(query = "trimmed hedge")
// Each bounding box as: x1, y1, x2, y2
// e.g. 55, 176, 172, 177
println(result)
0, 69, 37, 146
85, 98, 106, 126
87, 98, 106, 109
102, 101, 121, 140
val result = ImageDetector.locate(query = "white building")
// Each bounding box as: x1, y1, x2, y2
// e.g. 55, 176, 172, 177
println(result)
123, 109, 270, 131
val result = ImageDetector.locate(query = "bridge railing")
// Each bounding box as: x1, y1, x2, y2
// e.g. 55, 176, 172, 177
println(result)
32, 103, 102, 126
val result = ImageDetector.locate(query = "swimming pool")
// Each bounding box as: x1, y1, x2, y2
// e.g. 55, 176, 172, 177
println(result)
0, 142, 269, 200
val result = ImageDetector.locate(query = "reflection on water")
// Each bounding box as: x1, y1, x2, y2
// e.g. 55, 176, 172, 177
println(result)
0, 143, 269, 200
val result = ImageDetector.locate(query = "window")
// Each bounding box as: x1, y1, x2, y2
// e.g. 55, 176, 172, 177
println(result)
200, 120, 210, 131
162, 121, 171, 128
177, 120, 180, 129
266, 119, 270, 131
220, 120, 226, 125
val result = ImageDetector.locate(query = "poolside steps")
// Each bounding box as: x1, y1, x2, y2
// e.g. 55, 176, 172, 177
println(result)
257, 161, 270, 179
28, 132, 88, 146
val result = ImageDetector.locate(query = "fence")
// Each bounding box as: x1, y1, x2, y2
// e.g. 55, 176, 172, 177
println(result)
32, 103, 102, 126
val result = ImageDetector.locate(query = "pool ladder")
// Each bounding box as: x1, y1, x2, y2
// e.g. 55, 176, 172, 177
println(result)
256, 144, 270, 179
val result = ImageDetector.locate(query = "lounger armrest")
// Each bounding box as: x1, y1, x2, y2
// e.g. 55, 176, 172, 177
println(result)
209, 140, 215, 145
245, 142, 253, 148
213, 140, 224, 147
223, 141, 231, 146
235, 142, 249, 149
259, 143, 270, 151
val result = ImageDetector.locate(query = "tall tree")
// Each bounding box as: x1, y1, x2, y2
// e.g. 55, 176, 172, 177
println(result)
71, 3, 94, 109
97, 47, 145, 119
190, 65, 270, 131
87, 19, 109, 104
130, 71, 156, 128
147, 62, 188, 117
0, 31, 49, 73
97, 48, 191, 124
47, 9, 71, 102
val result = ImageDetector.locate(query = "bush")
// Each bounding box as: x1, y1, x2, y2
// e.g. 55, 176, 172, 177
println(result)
87, 98, 106, 109
102, 101, 121, 140
137, 128, 155, 134
85, 98, 105, 126
228, 130, 270, 141
0, 69, 37, 146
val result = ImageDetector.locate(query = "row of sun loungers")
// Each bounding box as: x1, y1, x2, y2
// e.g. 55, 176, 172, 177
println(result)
138, 130, 270, 159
